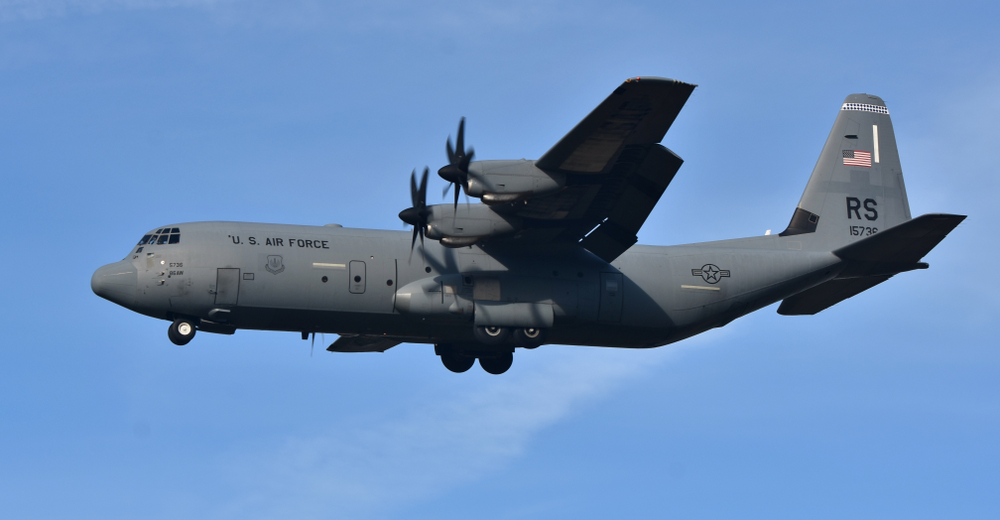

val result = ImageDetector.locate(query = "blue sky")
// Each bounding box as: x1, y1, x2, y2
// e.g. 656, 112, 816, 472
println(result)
1, 1, 998, 518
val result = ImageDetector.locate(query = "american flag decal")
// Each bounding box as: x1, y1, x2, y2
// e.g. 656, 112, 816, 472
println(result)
843, 150, 872, 167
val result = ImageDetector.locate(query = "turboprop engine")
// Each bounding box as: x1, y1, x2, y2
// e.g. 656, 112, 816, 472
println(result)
464, 160, 566, 205
398, 168, 524, 249
424, 204, 522, 247
438, 118, 566, 207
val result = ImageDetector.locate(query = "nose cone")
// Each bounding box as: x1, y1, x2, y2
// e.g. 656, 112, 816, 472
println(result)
92, 261, 138, 308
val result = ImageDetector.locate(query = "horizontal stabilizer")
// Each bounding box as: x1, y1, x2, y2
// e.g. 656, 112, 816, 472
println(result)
778, 213, 965, 315
327, 335, 402, 353
777, 276, 890, 315
833, 213, 965, 277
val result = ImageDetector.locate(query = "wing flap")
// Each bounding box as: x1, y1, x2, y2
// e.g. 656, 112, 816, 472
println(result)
578, 144, 683, 262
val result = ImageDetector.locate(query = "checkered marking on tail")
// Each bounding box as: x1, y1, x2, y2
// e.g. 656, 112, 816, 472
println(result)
841, 102, 889, 115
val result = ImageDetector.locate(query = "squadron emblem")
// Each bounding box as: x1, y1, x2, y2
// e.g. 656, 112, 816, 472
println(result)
265, 255, 285, 275
692, 264, 730, 284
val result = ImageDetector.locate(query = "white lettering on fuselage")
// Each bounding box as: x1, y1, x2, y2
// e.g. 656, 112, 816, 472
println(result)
226, 235, 330, 249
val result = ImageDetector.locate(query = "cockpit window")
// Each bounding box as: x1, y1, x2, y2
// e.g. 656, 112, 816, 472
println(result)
138, 228, 181, 246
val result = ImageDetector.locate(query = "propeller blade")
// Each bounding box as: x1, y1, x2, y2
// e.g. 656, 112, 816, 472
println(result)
419, 167, 429, 206
409, 169, 418, 207
438, 118, 474, 212
461, 147, 474, 172
400, 166, 431, 260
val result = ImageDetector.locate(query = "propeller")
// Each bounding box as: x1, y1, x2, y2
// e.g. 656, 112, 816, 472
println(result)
438, 117, 475, 211
398, 167, 431, 255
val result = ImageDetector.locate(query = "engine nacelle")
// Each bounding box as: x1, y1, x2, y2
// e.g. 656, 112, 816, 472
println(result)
466, 160, 565, 204
424, 204, 522, 247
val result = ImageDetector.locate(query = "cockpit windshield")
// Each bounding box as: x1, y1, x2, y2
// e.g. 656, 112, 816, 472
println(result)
138, 228, 181, 245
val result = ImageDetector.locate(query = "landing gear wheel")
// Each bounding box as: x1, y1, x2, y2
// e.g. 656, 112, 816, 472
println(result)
474, 325, 510, 345
168, 318, 196, 346
513, 328, 546, 348
479, 352, 514, 375
441, 352, 475, 373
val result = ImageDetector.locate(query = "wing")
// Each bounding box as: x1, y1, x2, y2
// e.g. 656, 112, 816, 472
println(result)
505, 77, 695, 262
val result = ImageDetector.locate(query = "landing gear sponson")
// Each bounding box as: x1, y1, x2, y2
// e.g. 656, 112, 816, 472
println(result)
437, 326, 547, 375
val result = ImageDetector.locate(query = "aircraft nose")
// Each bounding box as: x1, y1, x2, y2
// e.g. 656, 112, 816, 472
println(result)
91, 260, 138, 308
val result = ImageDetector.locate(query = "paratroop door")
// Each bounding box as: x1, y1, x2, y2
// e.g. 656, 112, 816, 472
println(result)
215, 268, 240, 306
349, 261, 366, 294
598, 272, 623, 323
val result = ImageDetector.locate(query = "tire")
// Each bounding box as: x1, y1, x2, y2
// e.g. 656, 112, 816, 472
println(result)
473, 325, 510, 345
440, 352, 475, 373
479, 352, 513, 375
168, 318, 196, 346
512, 328, 546, 348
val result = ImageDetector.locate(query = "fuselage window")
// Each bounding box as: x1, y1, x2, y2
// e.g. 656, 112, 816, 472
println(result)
157, 235, 169, 245
168, 234, 180, 244
138, 235, 152, 245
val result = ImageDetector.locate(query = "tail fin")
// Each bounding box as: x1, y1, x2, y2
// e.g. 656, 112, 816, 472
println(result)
780, 94, 911, 250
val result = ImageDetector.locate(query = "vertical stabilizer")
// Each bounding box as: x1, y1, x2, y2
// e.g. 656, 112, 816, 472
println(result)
780, 95, 911, 250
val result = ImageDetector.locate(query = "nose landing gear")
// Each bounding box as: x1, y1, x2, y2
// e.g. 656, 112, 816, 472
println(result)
168, 318, 197, 345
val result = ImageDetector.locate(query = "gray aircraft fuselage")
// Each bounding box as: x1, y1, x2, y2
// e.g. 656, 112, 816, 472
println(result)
94, 222, 839, 348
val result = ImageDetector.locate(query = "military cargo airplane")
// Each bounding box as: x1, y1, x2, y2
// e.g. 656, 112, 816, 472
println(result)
92, 77, 964, 375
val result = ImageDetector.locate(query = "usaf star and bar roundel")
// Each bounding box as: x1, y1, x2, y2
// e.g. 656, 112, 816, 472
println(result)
692, 264, 730, 284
